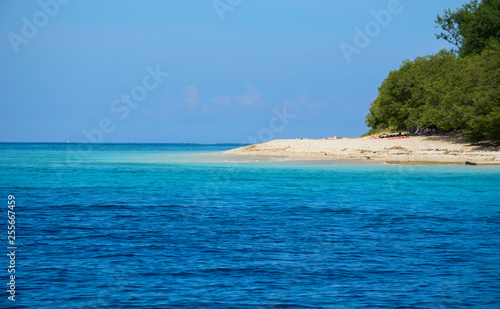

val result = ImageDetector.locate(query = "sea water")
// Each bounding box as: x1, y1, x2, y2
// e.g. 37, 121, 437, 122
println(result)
0, 143, 499, 308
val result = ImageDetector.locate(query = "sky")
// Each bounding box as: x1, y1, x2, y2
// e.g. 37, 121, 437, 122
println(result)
0, 0, 469, 143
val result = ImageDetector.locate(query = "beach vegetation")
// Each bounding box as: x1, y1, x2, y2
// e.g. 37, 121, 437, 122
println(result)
366, 0, 500, 143
435, 0, 500, 57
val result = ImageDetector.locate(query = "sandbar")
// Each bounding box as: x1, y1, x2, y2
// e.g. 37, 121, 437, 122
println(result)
225, 135, 500, 165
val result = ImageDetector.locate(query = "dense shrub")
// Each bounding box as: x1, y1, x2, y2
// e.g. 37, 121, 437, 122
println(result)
366, 0, 500, 142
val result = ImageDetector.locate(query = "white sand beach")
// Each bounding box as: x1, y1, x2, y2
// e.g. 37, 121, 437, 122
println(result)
226, 135, 500, 165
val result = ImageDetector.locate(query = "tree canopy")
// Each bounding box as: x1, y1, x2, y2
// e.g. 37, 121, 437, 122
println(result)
436, 0, 500, 57
365, 0, 500, 143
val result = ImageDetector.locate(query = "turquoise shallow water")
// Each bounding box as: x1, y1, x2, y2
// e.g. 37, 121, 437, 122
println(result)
1, 143, 500, 308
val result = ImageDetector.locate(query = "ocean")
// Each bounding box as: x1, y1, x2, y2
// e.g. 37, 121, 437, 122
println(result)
1, 143, 499, 308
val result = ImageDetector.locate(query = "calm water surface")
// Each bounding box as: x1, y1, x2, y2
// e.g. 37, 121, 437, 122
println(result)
1, 143, 499, 308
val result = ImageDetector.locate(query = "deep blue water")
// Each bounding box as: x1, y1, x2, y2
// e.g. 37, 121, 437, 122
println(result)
1, 143, 500, 308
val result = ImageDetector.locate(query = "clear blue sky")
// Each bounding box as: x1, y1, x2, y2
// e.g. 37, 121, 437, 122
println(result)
0, 0, 468, 143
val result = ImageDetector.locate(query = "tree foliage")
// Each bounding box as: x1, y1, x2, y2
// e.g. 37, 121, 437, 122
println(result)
436, 0, 500, 57
366, 0, 500, 143
465, 44, 500, 141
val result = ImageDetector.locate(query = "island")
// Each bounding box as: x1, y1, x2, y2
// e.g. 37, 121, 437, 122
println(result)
226, 134, 500, 165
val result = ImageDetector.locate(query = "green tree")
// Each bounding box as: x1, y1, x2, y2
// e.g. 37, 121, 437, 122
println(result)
366, 51, 466, 133
464, 44, 500, 142
366, 1, 500, 142
366, 46, 500, 142
436, 0, 500, 57
366, 60, 418, 132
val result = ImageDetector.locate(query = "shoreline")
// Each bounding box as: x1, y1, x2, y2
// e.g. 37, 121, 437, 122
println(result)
225, 135, 500, 165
